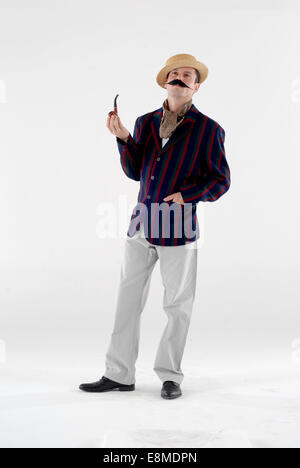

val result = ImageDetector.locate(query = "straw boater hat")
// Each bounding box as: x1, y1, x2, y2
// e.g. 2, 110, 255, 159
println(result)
156, 53, 208, 89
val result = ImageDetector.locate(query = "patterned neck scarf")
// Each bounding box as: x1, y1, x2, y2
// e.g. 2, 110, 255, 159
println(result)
159, 98, 193, 139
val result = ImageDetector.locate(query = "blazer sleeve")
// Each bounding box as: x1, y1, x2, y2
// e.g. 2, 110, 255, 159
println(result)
116, 116, 143, 181
179, 124, 231, 203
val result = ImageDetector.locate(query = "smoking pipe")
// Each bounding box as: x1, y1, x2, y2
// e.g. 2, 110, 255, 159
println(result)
108, 94, 119, 116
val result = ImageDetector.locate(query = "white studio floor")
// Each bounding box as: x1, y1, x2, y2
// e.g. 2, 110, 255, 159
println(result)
1, 348, 300, 448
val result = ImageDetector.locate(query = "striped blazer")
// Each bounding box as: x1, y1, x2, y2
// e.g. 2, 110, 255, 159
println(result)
116, 102, 231, 246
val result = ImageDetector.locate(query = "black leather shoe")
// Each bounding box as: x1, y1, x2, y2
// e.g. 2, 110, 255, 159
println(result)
161, 380, 182, 399
79, 375, 135, 393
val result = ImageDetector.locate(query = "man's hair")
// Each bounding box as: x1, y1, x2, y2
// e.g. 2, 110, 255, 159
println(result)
166, 68, 200, 84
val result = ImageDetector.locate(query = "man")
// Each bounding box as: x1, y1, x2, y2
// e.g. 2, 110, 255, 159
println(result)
79, 53, 231, 399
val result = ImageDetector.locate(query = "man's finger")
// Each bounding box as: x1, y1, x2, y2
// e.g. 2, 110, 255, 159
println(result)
110, 116, 118, 132
113, 115, 121, 132
107, 118, 114, 133
115, 115, 121, 131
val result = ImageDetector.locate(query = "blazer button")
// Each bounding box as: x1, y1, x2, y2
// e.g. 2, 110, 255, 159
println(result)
157, 157, 160, 161
147, 195, 151, 199
151, 176, 155, 180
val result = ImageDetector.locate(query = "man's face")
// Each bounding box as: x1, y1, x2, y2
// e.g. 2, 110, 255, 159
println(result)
164, 67, 200, 98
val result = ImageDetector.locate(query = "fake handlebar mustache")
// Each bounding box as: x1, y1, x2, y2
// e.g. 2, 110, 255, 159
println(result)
165, 78, 192, 88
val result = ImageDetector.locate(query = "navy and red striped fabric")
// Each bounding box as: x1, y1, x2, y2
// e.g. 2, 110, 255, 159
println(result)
116, 103, 231, 246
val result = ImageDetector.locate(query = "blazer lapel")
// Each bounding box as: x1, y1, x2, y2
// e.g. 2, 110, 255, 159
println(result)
151, 103, 199, 154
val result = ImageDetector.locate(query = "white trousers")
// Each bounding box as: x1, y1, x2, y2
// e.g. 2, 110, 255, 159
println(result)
104, 221, 198, 385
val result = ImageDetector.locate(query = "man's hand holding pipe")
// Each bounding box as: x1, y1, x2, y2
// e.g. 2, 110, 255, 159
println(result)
106, 114, 130, 143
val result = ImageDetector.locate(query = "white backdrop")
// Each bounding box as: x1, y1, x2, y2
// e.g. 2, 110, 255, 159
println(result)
0, 0, 300, 448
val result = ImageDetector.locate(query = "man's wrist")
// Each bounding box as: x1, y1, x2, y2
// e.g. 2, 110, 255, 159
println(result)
116, 135, 129, 145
